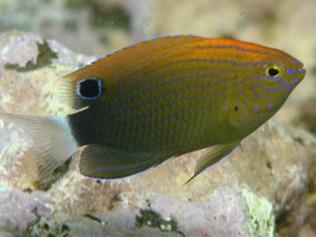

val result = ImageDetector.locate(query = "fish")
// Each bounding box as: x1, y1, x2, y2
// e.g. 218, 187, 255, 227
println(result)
1, 35, 306, 182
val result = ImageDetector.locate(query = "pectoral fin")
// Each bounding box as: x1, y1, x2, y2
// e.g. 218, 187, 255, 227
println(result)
79, 145, 173, 179
185, 140, 240, 184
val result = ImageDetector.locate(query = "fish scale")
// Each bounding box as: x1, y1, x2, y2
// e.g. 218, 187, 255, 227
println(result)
126, 67, 220, 111
111, 74, 233, 149
2, 35, 305, 180
68, 38, 302, 150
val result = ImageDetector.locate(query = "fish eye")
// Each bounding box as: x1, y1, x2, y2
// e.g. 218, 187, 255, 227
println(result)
265, 65, 284, 78
77, 77, 103, 100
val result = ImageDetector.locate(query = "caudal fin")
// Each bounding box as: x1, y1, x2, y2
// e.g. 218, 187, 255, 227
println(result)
0, 113, 78, 179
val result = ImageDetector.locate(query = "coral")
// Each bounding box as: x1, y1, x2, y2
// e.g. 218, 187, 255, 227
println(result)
4, 40, 58, 72
135, 209, 184, 236
0, 185, 51, 237
0, 27, 315, 236
242, 189, 274, 237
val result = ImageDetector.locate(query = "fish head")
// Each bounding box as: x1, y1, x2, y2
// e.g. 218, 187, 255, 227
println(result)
247, 49, 306, 114
256, 50, 306, 104
225, 45, 305, 137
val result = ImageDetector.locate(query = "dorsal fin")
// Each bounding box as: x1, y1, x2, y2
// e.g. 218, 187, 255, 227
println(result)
53, 35, 205, 111
66, 35, 205, 81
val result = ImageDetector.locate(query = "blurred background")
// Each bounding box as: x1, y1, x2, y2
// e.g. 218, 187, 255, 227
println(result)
0, 0, 315, 128
0, 0, 315, 236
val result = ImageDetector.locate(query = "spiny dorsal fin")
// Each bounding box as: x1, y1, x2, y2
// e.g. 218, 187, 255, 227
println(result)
53, 35, 206, 112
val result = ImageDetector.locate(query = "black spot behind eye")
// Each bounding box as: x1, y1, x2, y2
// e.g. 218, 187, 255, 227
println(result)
267, 67, 280, 77
234, 106, 239, 112
77, 77, 103, 99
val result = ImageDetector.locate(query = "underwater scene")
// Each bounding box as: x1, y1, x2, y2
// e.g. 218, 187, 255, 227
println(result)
0, 0, 315, 236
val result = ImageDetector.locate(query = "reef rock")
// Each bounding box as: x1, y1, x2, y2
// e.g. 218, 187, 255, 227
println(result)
0, 31, 316, 237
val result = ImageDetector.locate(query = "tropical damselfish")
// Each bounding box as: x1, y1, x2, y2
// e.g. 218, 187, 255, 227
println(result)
2, 35, 306, 182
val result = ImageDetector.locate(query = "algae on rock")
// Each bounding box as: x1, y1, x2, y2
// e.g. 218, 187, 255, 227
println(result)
242, 189, 275, 237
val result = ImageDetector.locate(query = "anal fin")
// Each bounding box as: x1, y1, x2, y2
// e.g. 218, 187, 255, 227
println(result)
185, 140, 240, 184
79, 145, 173, 179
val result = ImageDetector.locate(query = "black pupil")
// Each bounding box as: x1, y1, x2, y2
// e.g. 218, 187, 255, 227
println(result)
79, 78, 101, 98
268, 67, 280, 77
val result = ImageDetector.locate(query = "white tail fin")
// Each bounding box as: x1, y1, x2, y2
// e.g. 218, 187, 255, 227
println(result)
0, 113, 78, 179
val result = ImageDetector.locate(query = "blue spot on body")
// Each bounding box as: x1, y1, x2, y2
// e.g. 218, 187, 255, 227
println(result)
253, 105, 259, 111
268, 103, 273, 109
264, 88, 277, 92
252, 92, 263, 98
286, 69, 296, 74
276, 78, 285, 83
292, 77, 299, 83
236, 80, 244, 86
282, 84, 294, 90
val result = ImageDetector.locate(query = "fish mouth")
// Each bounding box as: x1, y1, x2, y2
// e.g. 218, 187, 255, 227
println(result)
296, 65, 306, 79
299, 67, 306, 80
298, 67, 306, 74
293, 58, 305, 76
